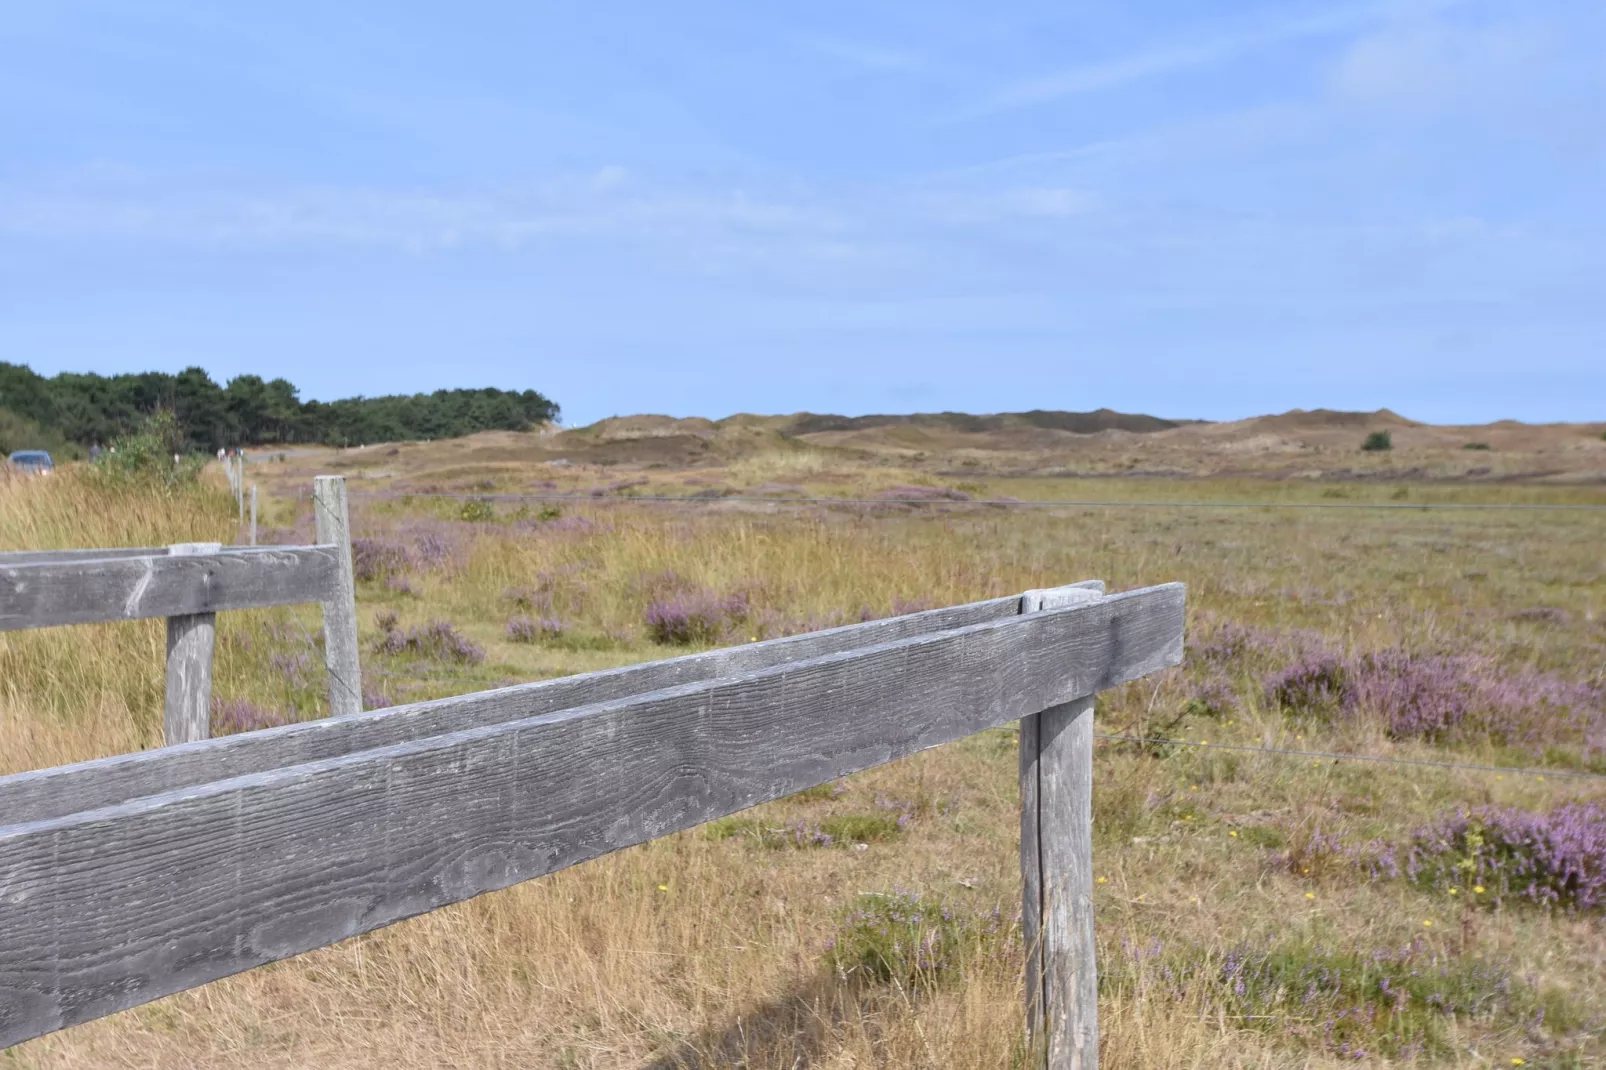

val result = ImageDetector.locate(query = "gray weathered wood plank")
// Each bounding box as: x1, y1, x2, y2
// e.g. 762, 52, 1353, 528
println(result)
0, 594, 1028, 825
313, 476, 362, 717
1030, 697, 1098, 1069
0, 583, 1184, 1047
0, 548, 167, 566
1019, 583, 1104, 1068
162, 544, 221, 747
0, 546, 340, 633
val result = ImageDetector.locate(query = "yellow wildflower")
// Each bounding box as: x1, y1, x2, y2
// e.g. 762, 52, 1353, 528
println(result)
1474, 886, 1486, 894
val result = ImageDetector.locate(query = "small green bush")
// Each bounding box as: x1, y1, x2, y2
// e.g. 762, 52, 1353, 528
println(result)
1462, 442, 1491, 450
91, 412, 203, 487
459, 498, 496, 522
825, 890, 1011, 988
1361, 430, 1393, 452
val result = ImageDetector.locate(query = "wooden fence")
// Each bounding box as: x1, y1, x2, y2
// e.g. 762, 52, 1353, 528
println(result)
0, 498, 1184, 1068
0, 475, 362, 743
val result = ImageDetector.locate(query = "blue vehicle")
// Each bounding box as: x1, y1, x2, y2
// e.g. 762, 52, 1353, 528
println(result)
6, 450, 54, 476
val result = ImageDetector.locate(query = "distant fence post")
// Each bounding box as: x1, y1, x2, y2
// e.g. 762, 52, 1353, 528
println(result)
163, 542, 222, 746
313, 475, 362, 716
250, 484, 258, 547
1020, 586, 1103, 1069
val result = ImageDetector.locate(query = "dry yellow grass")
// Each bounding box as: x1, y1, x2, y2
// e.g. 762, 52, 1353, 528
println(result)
2, 455, 1603, 1067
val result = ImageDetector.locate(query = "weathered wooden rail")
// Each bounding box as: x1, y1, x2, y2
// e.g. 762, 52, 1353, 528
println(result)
0, 476, 362, 744
0, 572, 1184, 1068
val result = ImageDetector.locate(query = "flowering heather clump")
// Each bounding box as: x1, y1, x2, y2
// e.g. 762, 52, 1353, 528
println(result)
1265, 655, 1350, 715
506, 615, 563, 643
1260, 644, 1603, 748
350, 536, 414, 582
1407, 803, 1606, 912
825, 890, 1013, 989
1108, 937, 1569, 1060
211, 697, 289, 736
268, 649, 314, 691
1182, 675, 1237, 718
1186, 617, 1286, 667
374, 620, 485, 665
645, 590, 750, 645
397, 522, 468, 572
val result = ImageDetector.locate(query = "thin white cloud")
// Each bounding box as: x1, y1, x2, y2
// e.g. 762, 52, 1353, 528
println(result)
1332, 17, 1553, 114
0, 175, 840, 253
951, 0, 1462, 121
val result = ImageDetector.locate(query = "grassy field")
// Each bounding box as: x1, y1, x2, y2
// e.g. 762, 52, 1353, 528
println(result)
2, 449, 1603, 1068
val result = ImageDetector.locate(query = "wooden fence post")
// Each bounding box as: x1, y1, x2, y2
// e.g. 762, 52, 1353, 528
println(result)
250, 484, 258, 547
163, 542, 222, 745
1021, 587, 1103, 1069
313, 475, 362, 716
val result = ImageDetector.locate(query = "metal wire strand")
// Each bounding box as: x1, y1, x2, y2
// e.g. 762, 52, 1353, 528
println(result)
361, 491, 1605, 512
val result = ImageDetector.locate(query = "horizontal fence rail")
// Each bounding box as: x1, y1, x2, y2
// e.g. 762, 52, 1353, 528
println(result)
0, 475, 362, 748
0, 581, 1184, 1059
0, 545, 341, 632
0, 589, 1060, 825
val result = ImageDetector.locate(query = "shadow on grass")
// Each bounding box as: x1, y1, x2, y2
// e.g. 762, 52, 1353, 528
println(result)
644, 973, 869, 1069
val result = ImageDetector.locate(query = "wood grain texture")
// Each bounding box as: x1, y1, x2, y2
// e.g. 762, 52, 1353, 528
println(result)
162, 544, 221, 747
0, 594, 1028, 826
1033, 697, 1098, 1069
312, 476, 362, 717
0, 548, 167, 567
1018, 582, 1104, 1066
0, 583, 1184, 1047
0, 546, 341, 632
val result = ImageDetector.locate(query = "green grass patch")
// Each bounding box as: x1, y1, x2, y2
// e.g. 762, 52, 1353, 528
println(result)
1104, 938, 1583, 1060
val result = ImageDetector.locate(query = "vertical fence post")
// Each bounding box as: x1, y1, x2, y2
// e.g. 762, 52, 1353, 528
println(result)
249, 484, 258, 547
313, 475, 362, 716
1021, 586, 1104, 1069
164, 542, 222, 746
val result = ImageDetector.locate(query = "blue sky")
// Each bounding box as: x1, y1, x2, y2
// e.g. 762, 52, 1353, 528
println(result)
1, 1, 1602, 425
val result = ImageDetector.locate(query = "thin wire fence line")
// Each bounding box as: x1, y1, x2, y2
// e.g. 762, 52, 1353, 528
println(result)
1094, 733, 1606, 783
352, 491, 1606, 513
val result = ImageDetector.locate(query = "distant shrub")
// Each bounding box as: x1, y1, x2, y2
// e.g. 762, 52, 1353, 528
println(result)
506, 615, 563, 643
1407, 803, 1606, 912
1361, 430, 1393, 452
1261, 645, 1601, 747
211, 697, 289, 736
1264, 656, 1349, 715
351, 536, 413, 582
374, 619, 484, 664
90, 412, 202, 486
1462, 441, 1491, 450
645, 590, 750, 645
459, 498, 496, 522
